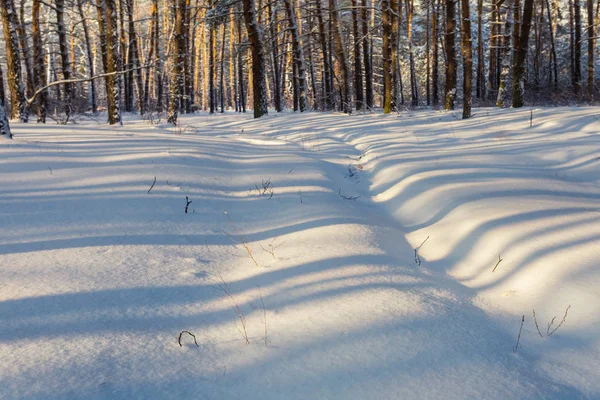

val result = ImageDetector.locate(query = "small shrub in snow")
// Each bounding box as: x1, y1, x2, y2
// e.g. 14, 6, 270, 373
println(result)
532, 306, 572, 338
260, 237, 285, 259
249, 177, 274, 199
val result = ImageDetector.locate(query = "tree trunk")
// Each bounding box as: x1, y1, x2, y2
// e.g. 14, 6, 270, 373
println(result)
461, 0, 473, 118
330, 0, 351, 112
316, 0, 333, 110
33, 0, 48, 121
0, 67, 11, 138
16, 0, 34, 101
497, 0, 513, 107
544, 0, 558, 87
382, 0, 393, 113
445, 0, 458, 109
573, 0, 582, 94
432, 0, 440, 106
488, 0, 500, 98
352, 0, 364, 110
587, 0, 595, 98
168, 0, 186, 124
362, 0, 374, 108
0, 0, 28, 122
476, 0, 486, 98
268, 1, 282, 111
407, 0, 419, 106
284, 0, 308, 111
242, 0, 268, 117
512, 0, 535, 107
126, 0, 145, 114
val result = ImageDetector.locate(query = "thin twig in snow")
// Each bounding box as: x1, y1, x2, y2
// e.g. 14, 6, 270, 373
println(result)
492, 255, 504, 272
147, 176, 156, 193
513, 315, 525, 353
414, 236, 430, 266
548, 305, 571, 336
533, 309, 544, 337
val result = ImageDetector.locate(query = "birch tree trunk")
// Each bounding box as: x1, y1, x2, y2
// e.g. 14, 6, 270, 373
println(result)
362, 0, 374, 108
284, 0, 308, 111
432, 0, 440, 106
96, 0, 122, 124
382, 0, 393, 113
497, 0, 513, 107
445, 0, 458, 109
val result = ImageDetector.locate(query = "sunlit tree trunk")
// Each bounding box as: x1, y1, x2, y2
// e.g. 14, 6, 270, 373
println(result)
0, 0, 28, 122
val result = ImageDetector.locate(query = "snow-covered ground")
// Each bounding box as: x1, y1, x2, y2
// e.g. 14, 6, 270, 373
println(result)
1, 107, 598, 399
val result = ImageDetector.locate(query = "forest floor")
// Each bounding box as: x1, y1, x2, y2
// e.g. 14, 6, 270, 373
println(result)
1, 107, 599, 399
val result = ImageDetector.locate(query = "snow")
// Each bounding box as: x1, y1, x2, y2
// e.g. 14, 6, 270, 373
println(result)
1, 107, 599, 399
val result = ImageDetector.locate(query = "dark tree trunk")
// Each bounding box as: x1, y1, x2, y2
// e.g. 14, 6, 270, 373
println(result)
512, 0, 535, 107
33, 0, 48, 121
242, 0, 268, 117
168, 0, 186, 124
461, 0, 473, 118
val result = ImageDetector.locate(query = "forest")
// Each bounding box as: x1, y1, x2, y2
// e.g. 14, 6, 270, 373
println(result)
0, 0, 598, 138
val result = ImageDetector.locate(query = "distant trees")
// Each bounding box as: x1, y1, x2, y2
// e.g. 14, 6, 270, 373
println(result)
0, 0, 597, 131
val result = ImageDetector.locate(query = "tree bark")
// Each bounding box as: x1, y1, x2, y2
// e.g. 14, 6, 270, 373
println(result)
352, 0, 364, 110
0, 0, 28, 122
587, 0, 595, 98
168, 0, 186, 124
242, 0, 268, 117
284, 0, 308, 111
445, 0, 458, 109
32, 0, 48, 121
382, 0, 393, 113
512, 0, 535, 107
362, 0, 374, 108
330, 0, 351, 112
461, 0, 473, 118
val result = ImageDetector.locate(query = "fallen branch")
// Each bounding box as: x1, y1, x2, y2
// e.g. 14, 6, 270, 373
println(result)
492, 255, 504, 272
178, 330, 199, 347
147, 176, 157, 194
547, 305, 571, 336
532, 309, 544, 337
185, 196, 192, 213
